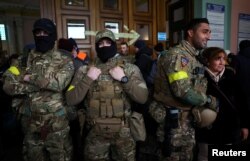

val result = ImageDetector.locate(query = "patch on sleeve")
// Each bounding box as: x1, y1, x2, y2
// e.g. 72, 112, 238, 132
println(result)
181, 56, 189, 67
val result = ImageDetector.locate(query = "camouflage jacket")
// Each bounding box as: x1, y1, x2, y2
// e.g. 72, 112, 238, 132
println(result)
3, 49, 74, 115
65, 56, 148, 115
153, 40, 208, 110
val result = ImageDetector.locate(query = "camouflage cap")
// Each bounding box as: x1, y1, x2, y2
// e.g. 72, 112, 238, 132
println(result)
95, 29, 116, 43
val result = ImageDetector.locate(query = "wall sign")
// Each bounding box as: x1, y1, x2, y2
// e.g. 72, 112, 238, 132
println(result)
206, 3, 225, 48
238, 13, 250, 51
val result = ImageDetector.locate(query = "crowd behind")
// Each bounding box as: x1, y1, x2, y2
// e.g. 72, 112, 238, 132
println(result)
0, 17, 250, 161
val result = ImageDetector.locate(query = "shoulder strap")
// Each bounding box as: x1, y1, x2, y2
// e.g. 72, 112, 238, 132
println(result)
211, 81, 237, 112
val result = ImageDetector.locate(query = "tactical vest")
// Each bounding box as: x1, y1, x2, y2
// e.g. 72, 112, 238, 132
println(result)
86, 59, 131, 133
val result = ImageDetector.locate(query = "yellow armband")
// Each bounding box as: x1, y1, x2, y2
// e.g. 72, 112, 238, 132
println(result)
67, 85, 75, 91
8, 66, 20, 76
168, 71, 188, 84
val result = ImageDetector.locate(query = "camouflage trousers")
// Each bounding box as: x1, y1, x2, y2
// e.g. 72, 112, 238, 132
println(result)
159, 127, 195, 161
22, 115, 73, 161
84, 126, 136, 161
149, 101, 195, 161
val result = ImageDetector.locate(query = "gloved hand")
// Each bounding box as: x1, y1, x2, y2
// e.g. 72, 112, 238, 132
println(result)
206, 95, 219, 111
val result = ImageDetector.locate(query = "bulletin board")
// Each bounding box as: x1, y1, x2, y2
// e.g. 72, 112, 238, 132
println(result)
238, 13, 250, 51
206, 3, 225, 48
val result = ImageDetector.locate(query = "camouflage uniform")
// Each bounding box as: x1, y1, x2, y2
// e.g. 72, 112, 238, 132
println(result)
119, 54, 135, 64
3, 49, 74, 161
149, 40, 210, 161
66, 49, 148, 160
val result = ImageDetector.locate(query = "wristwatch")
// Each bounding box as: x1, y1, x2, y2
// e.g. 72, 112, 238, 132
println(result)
120, 76, 129, 84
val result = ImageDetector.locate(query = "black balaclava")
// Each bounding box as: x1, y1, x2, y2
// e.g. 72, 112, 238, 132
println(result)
95, 38, 117, 63
32, 18, 57, 53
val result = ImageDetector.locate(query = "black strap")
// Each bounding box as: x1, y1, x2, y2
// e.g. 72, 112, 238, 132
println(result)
211, 82, 237, 112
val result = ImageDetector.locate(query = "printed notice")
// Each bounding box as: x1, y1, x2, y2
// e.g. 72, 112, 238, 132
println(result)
206, 3, 225, 48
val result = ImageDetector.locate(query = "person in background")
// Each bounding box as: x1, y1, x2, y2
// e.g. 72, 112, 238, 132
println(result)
195, 47, 249, 161
68, 38, 90, 65
134, 40, 153, 88
57, 37, 86, 161
133, 41, 157, 161
58, 38, 89, 70
146, 42, 168, 86
0, 54, 23, 161
120, 41, 129, 56
119, 41, 134, 63
154, 42, 167, 60
234, 39, 250, 144
65, 29, 148, 161
2, 18, 74, 161
148, 18, 217, 161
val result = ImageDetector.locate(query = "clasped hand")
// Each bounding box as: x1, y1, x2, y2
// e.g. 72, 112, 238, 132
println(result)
87, 66, 125, 81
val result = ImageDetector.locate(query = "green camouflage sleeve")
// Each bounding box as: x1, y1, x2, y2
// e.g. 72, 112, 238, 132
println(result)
123, 64, 148, 104
164, 49, 207, 106
3, 67, 38, 96
28, 54, 75, 92
65, 65, 94, 106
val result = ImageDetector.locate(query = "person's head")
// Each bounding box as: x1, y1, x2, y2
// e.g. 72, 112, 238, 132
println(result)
33, 18, 57, 53
58, 38, 77, 57
239, 39, 250, 51
184, 18, 211, 50
202, 47, 227, 74
120, 42, 129, 56
95, 29, 117, 62
134, 40, 146, 53
58, 38, 79, 58
68, 38, 79, 55
154, 43, 164, 55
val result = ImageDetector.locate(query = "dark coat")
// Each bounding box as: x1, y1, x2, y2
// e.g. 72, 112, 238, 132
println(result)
134, 46, 153, 87
234, 47, 250, 129
195, 67, 244, 144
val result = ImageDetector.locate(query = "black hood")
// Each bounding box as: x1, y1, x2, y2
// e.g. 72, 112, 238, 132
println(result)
239, 47, 250, 59
135, 47, 152, 60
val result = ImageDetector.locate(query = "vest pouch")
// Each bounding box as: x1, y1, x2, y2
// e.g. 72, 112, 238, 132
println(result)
129, 111, 146, 141
100, 82, 115, 99
100, 101, 107, 118
89, 99, 100, 118
111, 99, 124, 117
95, 118, 122, 133
106, 100, 113, 118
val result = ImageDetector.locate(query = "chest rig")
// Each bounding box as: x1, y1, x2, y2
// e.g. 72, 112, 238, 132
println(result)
87, 59, 128, 133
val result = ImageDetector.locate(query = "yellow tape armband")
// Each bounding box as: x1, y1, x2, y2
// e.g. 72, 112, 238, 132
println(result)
168, 71, 188, 84
67, 85, 75, 91
8, 66, 20, 76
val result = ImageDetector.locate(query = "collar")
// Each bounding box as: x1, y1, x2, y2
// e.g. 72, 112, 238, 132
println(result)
181, 40, 200, 56
205, 67, 225, 82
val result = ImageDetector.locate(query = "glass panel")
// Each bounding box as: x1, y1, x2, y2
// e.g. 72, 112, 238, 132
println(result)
136, 24, 149, 40
65, 0, 85, 7
67, 20, 86, 39
103, 0, 118, 10
0, 24, 6, 40
135, 0, 149, 12
105, 22, 119, 40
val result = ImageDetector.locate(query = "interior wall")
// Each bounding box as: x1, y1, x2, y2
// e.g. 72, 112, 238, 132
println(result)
194, 0, 250, 54
22, 17, 38, 49
194, 0, 231, 50
231, 0, 250, 54
0, 9, 39, 56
